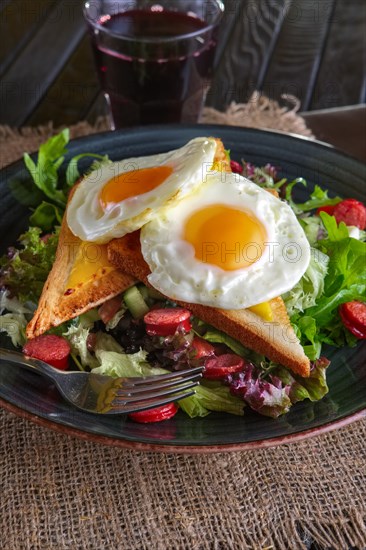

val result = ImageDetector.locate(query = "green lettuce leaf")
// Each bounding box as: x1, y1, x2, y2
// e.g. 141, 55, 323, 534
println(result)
286, 181, 342, 213
23, 129, 69, 207
29, 201, 64, 231
177, 390, 210, 418
0, 291, 34, 347
0, 227, 59, 302
300, 215, 324, 246
0, 313, 27, 347
16, 130, 113, 231
179, 383, 245, 418
0, 293, 29, 347
63, 323, 99, 369
274, 357, 329, 404
294, 316, 322, 361
93, 349, 168, 378
283, 248, 329, 317
63, 320, 124, 370
290, 213, 366, 357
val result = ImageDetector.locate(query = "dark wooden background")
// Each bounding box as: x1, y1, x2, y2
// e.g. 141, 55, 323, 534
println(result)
0, 0, 365, 128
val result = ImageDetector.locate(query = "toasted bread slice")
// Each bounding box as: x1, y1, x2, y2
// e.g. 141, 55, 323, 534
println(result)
108, 231, 310, 377
26, 137, 229, 339
26, 215, 136, 339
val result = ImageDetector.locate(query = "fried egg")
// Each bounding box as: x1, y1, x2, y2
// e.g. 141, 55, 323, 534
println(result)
67, 137, 217, 243
141, 171, 311, 310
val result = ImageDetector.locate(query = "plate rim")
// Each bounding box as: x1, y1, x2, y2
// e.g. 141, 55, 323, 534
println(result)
1, 124, 365, 452
1, 396, 365, 453
2, 124, 365, 175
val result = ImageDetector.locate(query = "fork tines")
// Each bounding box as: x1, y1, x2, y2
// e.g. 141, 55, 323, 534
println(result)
114, 366, 203, 401
120, 366, 203, 387
110, 366, 203, 413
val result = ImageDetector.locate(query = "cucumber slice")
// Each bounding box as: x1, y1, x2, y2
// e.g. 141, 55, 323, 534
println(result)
123, 286, 150, 319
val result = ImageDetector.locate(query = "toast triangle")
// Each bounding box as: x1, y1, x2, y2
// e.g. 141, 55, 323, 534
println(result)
107, 231, 310, 377
26, 213, 135, 339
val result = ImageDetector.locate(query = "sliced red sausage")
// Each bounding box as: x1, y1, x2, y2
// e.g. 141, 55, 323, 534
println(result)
128, 402, 178, 423
23, 335, 71, 370
98, 295, 122, 324
339, 301, 366, 339
333, 199, 366, 230
203, 353, 245, 380
191, 337, 215, 359
144, 308, 192, 336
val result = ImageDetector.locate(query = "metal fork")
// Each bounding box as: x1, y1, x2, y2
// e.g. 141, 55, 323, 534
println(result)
0, 348, 203, 415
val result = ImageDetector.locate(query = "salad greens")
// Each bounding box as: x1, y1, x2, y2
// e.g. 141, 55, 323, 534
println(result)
245, 162, 365, 362
0, 292, 33, 347
16, 129, 108, 231
0, 131, 365, 419
192, 319, 330, 417
23, 129, 70, 208
0, 227, 59, 302
285, 181, 342, 213
286, 212, 366, 358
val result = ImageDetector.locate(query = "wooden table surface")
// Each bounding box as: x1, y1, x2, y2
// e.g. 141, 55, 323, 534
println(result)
0, 0, 365, 130
303, 105, 366, 163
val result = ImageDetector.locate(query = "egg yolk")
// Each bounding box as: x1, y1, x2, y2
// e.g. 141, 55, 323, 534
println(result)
65, 241, 114, 292
100, 165, 173, 208
184, 205, 267, 271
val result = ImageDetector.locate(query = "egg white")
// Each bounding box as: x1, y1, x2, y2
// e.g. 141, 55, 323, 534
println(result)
141, 171, 311, 310
66, 137, 217, 243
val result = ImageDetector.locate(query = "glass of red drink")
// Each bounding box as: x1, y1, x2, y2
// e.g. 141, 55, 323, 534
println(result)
83, 0, 224, 129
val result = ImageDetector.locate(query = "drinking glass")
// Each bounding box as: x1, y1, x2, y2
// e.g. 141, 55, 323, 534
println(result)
83, 0, 224, 129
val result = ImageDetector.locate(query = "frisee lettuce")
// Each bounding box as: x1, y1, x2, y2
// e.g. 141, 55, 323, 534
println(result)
92, 349, 168, 378
0, 227, 59, 302
0, 291, 34, 347
0, 313, 28, 347
289, 213, 366, 358
300, 215, 325, 246
283, 248, 329, 317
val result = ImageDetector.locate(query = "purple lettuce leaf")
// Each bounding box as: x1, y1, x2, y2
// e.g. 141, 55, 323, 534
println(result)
226, 357, 330, 418
226, 362, 291, 418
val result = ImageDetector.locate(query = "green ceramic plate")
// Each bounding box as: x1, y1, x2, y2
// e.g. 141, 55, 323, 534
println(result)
0, 125, 365, 452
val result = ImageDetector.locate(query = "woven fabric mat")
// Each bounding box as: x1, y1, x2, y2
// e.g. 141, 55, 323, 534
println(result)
0, 94, 313, 167
0, 97, 365, 550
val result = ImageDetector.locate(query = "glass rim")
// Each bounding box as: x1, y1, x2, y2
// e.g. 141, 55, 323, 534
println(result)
83, 0, 225, 44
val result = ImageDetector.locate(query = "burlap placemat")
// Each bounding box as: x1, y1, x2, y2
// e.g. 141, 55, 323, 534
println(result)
0, 94, 313, 168
0, 97, 365, 550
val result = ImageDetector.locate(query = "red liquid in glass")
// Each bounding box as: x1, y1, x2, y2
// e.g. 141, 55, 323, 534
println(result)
90, 9, 217, 127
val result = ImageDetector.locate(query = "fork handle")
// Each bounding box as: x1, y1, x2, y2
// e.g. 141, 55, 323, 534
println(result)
0, 348, 60, 384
